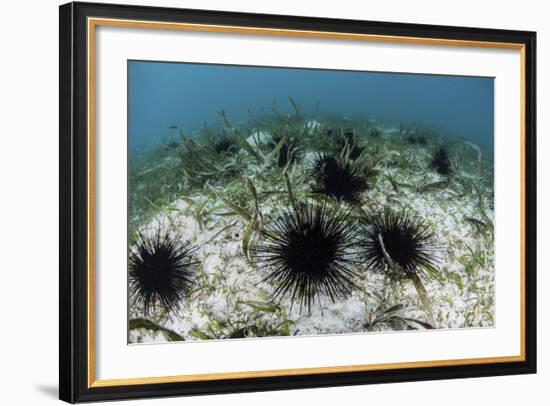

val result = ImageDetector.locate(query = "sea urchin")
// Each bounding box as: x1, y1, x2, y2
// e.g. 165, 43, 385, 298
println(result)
358, 208, 439, 278
214, 136, 239, 155
129, 229, 199, 316
269, 133, 302, 168
311, 154, 368, 203
251, 200, 359, 312
430, 145, 452, 175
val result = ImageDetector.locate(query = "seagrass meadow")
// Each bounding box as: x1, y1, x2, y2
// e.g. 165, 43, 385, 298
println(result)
127, 62, 495, 344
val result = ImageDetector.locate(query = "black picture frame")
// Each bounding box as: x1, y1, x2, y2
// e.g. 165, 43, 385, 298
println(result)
59, 1, 537, 403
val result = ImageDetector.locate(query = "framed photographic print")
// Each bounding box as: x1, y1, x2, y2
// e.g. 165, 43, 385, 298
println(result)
59, 1, 537, 403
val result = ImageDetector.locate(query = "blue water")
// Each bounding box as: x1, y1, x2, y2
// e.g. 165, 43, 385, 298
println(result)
128, 61, 494, 154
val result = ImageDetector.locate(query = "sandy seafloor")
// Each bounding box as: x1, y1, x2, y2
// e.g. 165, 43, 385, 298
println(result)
128, 122, 494, 344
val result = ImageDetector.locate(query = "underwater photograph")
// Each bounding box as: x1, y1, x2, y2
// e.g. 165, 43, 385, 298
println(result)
127, 61, 495, 344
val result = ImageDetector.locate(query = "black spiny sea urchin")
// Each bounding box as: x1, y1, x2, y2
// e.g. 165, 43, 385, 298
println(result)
358, 208, 439, 278
406, 135, 427, 145
129, 229, 199, 315
430, 145, 452, 175
311, 154, 368, 203
251, 200, 360, 313
214, 136, 239, 155
269, 133, 302, 168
